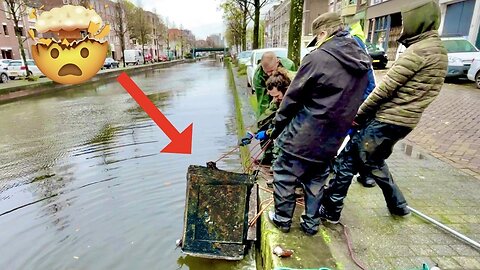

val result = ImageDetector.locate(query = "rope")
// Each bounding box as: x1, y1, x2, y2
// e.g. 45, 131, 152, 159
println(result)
246, 139, 272, 173
213, 144, 241, 163
340, 222, 368, 270
248, 198, 274, 227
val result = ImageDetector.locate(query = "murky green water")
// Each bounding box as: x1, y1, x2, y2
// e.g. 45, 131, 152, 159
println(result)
0, 60, 256, 269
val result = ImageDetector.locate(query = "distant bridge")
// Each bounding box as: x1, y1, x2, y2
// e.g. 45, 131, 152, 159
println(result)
191, 47, 229, 57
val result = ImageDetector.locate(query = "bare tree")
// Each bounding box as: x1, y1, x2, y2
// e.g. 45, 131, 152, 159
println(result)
0, 0, 40, 79
126, 5, 152, 63
112, 0, 129, 67
220, 0, 251, 51
153, 12, 166, 60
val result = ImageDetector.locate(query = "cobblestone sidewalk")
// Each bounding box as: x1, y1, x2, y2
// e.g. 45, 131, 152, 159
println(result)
327, 142, 480, 270
375, 70, 480, 180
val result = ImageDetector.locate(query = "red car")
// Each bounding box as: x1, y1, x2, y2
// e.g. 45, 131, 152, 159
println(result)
158, 54, 168, 62
144, 54, 153, 63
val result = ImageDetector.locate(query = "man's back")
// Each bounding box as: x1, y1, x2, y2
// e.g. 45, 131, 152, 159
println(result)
274, 30, 370, 162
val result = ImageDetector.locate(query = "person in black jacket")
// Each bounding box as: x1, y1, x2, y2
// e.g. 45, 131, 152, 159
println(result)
263, 12, 371, 235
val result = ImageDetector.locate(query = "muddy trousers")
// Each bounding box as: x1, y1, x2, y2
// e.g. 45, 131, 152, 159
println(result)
272, 150, 330, 231
322, 120, 413, 216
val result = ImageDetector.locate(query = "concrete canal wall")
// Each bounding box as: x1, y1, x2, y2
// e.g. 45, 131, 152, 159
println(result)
226, 59, 340, 270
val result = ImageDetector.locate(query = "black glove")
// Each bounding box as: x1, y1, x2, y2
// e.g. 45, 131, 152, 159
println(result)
239, 131, 254, 146
353, 113, 370, 129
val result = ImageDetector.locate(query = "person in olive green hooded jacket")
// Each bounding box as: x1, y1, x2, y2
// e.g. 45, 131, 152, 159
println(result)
320, 0, 448, 223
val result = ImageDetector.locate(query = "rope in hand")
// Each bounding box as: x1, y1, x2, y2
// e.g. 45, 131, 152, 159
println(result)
246, 139, 273, 173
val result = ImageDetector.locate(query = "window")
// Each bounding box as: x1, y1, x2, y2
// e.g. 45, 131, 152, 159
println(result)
3, 24, 8, 36
442, 39, 479, 53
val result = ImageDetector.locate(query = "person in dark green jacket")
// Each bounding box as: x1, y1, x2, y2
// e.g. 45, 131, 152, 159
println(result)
251, 52, 296, 165
240, 68, 292, 147
320, 0, 448, 224
252, 52, 296, 117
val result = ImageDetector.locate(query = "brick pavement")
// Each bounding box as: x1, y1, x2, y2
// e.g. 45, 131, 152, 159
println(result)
375, 70, 480, 180
233, 66, 480, 270
327, 142, 480, 270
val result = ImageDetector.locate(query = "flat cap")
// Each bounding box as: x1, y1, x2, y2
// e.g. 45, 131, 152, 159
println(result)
307, 12, 343, 47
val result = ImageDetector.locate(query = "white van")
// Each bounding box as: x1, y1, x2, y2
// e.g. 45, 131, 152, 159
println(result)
124, 50, 144, 65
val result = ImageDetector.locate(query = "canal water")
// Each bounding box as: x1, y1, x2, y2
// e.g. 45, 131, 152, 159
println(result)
0, 60, 256, 269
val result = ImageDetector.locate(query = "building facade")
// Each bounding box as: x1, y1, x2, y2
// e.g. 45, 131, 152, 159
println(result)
0, 0, 178, 62
365, 0, 403, 60
438, 0, 480, 48
302, 0, 329, 44
264, 0, 329, 48
328, 0, 343, 13
264, 0, 291, 48
0, 3, 37, 60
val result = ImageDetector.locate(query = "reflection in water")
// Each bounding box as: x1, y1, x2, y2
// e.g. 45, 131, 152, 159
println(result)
0, 61, 254, 269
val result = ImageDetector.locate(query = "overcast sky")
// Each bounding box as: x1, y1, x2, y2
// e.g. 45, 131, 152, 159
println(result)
137, 0, 225, 40
136, 0, 277, 40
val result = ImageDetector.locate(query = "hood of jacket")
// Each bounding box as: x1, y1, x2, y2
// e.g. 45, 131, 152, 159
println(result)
320, 30, 370, 74
398, 0, 441, 46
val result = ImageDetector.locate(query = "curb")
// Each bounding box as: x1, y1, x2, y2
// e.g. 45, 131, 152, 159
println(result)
227, 61, 338, 270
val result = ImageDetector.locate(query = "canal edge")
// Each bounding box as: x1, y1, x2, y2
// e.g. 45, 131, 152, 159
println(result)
0, 59, 197, 104
226, 60, 339, 270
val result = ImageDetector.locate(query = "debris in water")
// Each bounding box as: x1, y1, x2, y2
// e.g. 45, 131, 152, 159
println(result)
273, 246, 294, 258
73, 256, 79, 260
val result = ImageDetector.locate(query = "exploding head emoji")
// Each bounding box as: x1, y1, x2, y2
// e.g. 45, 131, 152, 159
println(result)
30, 5, 110, 85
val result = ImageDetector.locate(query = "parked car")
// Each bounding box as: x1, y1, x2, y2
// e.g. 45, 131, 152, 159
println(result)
1, 59, 11, 70
395, 44, 406, 61
0, 70, 8, 83
144, 53, 153, 63
441, 37, 480, 78
103, 57, 119, 69
124, 49, 144, 65
7, 59, 43, 79
467, 58, 480, 88
366, 42, 388, 69
158, 54, 168, 62
237, 50, 252, 65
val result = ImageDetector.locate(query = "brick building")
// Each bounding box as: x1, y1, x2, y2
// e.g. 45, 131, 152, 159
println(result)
0, 3, 37, 60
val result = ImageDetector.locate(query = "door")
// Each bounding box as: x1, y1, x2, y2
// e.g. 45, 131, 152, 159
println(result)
443, 0, 475, 37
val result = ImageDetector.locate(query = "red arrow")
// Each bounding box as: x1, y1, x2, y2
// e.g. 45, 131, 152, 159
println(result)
117, 72, 193, 154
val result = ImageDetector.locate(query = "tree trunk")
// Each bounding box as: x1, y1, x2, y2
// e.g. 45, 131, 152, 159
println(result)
142, 43, 146, 63
241, 1, 248, 51
13, 16, 30, 78
119, 34, 126, 67
252, 0, 260, 49
288, 0, 304, 67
